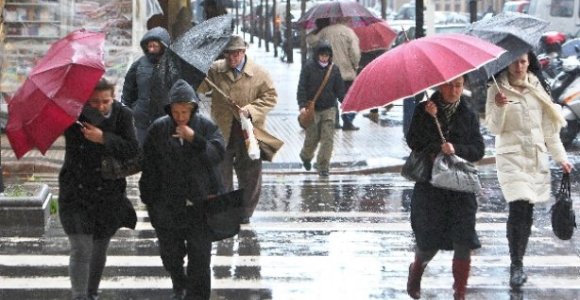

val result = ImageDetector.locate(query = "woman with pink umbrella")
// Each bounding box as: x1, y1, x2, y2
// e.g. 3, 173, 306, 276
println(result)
406, 75, 485, 300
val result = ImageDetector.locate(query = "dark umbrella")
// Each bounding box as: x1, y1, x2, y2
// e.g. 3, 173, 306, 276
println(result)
464, 12, 549, 85
158, 14, 234, 90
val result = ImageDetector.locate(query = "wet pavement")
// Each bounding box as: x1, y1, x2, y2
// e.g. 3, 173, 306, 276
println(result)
1, 38, 580, 300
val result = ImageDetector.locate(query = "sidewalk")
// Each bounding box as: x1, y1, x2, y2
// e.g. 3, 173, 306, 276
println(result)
0, 37, 493, 176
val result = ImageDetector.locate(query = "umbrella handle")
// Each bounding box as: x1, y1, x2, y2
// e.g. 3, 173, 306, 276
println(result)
203, 78, 241, 110
491, 75, 501, 91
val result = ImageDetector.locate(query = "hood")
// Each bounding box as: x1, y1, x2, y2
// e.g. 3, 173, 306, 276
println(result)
140, 27, 171, 54
314, 40, 333, 60
164, 79, 200, 115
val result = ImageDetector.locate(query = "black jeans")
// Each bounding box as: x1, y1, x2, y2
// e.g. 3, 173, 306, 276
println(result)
156, 209, 212, 300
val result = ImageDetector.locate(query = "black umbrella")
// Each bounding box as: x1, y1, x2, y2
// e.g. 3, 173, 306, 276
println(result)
158, 14, 234, 90
464, 12, 549, 85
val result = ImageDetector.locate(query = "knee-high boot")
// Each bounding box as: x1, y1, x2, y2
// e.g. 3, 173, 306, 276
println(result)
507, 222, 532, 289
407, 255, 427, 299
452, 259, 471, 300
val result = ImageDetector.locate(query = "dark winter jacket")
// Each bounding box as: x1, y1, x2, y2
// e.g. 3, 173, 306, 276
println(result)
139, 83, 225, 229
121, 27, 171, 129
406, 91, 485, 163
297, 42, 345, 111
58, 101, 139, 239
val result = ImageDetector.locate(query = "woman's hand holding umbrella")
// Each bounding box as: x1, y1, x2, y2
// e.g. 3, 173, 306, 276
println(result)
494, 92, 509, 107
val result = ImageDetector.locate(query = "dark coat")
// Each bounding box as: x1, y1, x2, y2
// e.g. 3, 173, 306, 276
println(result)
297, 44, 345, 111
406, 92, 485, 250
139, 113, 225, 230
58, 101, 139, 239
121, 27, 171, 129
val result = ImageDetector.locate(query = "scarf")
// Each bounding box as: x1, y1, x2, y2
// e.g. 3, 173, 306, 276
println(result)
500, 72, 566, 129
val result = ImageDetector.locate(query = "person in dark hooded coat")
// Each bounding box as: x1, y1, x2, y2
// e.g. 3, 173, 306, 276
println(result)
121, 26, 171, 145
297, 41, 345, 176
139, 79, 226, 300
405, 76, 485, 300
59, 77, 138, 300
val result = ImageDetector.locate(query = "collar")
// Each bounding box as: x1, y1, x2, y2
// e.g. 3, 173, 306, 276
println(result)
234, 56, 246, 73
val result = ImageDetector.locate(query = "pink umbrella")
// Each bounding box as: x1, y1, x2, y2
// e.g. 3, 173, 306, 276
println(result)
341, 33, 506, 112
353, 21, 397, 52
6, 29, 105, 159
296, 1, 382, 30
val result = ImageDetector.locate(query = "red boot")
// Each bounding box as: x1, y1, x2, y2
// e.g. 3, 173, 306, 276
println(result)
407, 256, 427, 299
452, 259, 471, 300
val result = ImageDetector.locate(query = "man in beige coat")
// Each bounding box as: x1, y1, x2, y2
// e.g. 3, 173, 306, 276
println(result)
198, 35, 278, 224
318, 18, 361, 130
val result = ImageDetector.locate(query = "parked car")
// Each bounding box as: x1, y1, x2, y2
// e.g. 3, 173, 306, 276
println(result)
528, 0, 579, 37
503, 0, 530, 13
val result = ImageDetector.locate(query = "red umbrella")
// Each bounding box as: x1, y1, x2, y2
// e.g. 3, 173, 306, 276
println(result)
353, 21, 397, 52
6, 29, 105, 159
341, 33, 506, 112
296, 1, 382, 30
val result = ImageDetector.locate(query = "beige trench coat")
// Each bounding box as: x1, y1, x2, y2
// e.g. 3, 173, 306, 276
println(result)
198, 56, 277, 144
485, 72, 567, 204
317, 23, 361, 81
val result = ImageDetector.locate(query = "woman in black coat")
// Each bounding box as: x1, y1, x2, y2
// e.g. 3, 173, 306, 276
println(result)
59, 77, 139, 300
405, 76, 485, 300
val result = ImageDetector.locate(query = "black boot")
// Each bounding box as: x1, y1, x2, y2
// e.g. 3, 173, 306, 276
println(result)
507, 222, 531, 289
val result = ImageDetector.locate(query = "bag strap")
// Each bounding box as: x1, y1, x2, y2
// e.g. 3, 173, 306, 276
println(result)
432, 116, 447, 143
559, 173, 571, 201
310, 64, 334, 105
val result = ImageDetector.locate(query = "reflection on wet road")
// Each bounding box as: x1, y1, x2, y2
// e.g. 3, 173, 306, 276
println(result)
0, 170, 579, 299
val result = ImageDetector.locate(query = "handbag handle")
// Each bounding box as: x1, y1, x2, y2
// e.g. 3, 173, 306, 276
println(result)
559, 173, 571, 201
432, 117, 447, 144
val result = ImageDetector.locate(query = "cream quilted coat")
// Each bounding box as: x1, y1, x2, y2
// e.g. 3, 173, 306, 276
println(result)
485, 72, 567, 203
198, 57, 277, 144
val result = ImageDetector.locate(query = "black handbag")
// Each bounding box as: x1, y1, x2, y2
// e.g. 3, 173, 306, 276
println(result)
401, 149, 433, 182
205, 189, 244, 241
101, 152, 143, 180
551, 173, 576, 240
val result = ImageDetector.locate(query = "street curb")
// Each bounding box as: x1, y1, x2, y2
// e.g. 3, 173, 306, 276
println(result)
2, 156, 497, 177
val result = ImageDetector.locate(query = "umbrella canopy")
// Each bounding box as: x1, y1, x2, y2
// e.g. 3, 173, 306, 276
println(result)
464, 12, 549, 84
158, 14, 234, 89
6, 29, 105, 159
341, 33, 505, 112
296, 1, 382, 30
353, 21, 397, 52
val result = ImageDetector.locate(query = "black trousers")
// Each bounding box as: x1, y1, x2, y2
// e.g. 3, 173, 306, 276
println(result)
156, 209, 212, 300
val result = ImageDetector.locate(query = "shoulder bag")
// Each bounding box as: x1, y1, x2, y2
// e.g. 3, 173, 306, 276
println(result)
551, 173, 576, 240
429, 117, 481, 193
101, 151, 143, 180
298, 64, 334, 129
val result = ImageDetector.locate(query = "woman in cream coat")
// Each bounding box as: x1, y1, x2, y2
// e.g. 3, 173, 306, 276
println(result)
485, 52, 573, 290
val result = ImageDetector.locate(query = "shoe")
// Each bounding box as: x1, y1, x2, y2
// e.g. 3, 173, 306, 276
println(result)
335, 123, 342, 129
319, 171, 329, 177
364, 111, 380, 123
240, 217, 250, 224
342, 124, 360, 131
300, 157, 312, 171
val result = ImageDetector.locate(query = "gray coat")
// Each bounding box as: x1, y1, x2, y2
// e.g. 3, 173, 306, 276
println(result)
121, 27, 171, 129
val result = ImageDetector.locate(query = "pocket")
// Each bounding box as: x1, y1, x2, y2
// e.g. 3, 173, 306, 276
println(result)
496, 144, 522, 154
